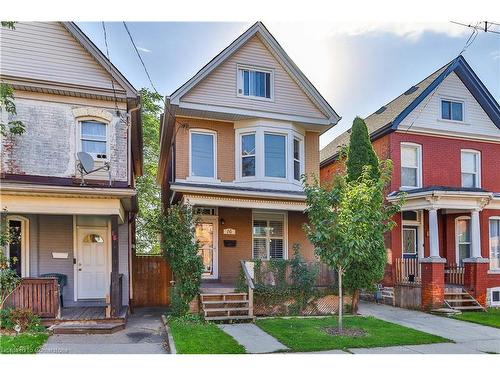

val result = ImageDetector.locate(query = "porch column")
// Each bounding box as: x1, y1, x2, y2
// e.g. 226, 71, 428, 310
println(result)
428, 208, 440, 258
110, 215, 121, 317
470, 209, 481, 259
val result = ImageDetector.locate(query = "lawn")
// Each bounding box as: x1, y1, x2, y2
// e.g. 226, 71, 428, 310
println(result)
167, 316, 246, 354
256, 316, 449, 352
453, 309, 500, 329
0, 333, 49, 354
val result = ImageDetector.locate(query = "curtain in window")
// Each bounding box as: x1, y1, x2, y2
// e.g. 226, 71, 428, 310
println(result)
191, 133, 214, 177
81, 121, 107, 155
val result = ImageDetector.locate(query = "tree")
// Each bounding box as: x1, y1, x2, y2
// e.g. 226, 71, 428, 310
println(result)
304, 164, 401, 331
346, 117, 379, 182
159, 203, 203, 316
135, 88, 163, 254
0, 22, 25, 137
0, 211, 21, 310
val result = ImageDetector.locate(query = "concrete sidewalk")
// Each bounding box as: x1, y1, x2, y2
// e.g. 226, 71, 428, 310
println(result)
358, 301, 500, 354
40, 307, 169, 354
219, 323, 288, 353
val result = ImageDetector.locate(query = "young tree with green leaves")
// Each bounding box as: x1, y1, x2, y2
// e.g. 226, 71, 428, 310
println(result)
135, 88, 163, 254
346, 116, 379, 182
160, 203, 203, 316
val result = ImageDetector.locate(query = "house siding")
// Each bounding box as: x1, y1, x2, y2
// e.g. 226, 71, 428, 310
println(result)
182, 35, 326, 120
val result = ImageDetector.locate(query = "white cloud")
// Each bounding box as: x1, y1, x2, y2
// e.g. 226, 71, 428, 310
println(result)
491, 50, 500, 60
137, 46, 151, 53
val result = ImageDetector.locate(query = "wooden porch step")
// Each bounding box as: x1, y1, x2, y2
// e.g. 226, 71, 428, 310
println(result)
445, 292, 470, 296
445, 299, 476, 303
205, 315, 253, 321
50, 322, 125, 334
202, 299, 248, 305
200, 293, 247, 298
204, 307, 249, 313
452, 306, 485, 311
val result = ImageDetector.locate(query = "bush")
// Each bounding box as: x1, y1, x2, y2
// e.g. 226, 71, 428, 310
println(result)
0, 308, 43, 333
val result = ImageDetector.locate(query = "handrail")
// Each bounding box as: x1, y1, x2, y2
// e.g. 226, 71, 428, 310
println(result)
240, 260, 254, 290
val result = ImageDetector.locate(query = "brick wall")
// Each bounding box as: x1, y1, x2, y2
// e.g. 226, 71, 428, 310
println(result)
305, 131, 319, 183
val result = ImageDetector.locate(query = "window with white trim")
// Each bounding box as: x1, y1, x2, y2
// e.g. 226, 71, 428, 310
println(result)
237, 67, 272, 99
461, 150, 481, 188
264, 133, 286, 178
252, 213, 286, 260
456, 217, 471, 265
81, 121, 107, 159
441, 99, 463, 121
400, 143, 422, 188
491, 288, 500, 307
490, 218, 500, 270
190, 130, 216, 179
241, 133, 256, 177
293, 138, 302, 181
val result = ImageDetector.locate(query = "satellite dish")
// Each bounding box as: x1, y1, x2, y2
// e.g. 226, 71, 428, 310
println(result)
77, 152, 94, 173
76, 151, 112, 187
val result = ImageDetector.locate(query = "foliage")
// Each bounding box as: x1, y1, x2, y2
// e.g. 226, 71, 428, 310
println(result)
346, 116, 380, 182
289, 244, 318, 311
167, 315, 246, 354
135, 88, 163, 254
0, 308, 43, 333
160, 203, 203, 316
303, 163, 403, 328
0, 252, 21, 310
453, 308, 500, 329
0, 333, 49, 354
256, 316, 449, 352
1, 22, 25, 137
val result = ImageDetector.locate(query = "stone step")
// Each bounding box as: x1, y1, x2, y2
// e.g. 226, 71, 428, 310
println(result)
50, 322, 125, 334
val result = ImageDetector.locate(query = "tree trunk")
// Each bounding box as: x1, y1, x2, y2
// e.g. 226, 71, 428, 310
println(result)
338, 266, 343, 332
351, 288, 360, 314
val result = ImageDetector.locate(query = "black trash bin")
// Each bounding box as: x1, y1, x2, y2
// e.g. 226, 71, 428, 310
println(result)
40, 273, 67, 308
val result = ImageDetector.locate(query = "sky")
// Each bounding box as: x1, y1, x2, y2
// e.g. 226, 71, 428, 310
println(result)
77, 21, 500, 149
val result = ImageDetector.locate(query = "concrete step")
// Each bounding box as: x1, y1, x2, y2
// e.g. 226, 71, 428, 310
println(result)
452, 305, 484, 311
50, 322, 125, 334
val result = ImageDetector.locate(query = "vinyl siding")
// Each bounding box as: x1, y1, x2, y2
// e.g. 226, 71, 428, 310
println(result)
0, 22, 124, 93
182, 35, 326, 120
398, 72, 500, 139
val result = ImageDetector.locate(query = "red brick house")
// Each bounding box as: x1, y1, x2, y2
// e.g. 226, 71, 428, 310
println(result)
320, 56, 500, 311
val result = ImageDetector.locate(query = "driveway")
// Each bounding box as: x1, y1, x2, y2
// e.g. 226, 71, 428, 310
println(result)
40, 307, 169, 354
358, 301, 500, 354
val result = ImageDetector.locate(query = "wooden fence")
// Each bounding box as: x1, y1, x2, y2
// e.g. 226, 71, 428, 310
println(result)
445, 264, 464, 285
395, 258, 421, 285
132, 255, 171, 307
5, 278, 60, 318
394, 284, 421, 310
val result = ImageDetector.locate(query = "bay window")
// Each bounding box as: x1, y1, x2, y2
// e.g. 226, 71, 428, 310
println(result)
265, 133, 286, 178
190, 130, 216, 179
241, 133, 256, 177
461, 150, 481, 188
293, 138, 301, 181
400, 143, 422, 189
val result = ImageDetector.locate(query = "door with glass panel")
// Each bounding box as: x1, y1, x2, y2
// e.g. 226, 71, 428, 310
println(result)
252, 213, 286, 260
195, 217, 218, 279
402, 226, 418, 259
456, 217, 471, 265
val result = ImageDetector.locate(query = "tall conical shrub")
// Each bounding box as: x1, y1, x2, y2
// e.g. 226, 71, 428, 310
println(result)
346, 116, 380, 181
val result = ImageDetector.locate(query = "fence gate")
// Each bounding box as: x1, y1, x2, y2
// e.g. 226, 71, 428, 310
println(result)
132, 255, 171, 307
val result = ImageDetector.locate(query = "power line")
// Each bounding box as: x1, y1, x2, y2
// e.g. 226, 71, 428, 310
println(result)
451, 20, 500, 35
101, 22, 120, 115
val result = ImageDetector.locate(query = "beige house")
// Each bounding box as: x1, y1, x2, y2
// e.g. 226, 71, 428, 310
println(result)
0, 22, 142, 326
158, 22, 340, 319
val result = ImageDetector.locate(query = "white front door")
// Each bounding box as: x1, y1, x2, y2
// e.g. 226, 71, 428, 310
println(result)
77, 228, 109, 299
195, 217, 218, 279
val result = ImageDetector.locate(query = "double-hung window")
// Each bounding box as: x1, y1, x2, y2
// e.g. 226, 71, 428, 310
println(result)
456, 217, 471, 265
252, 213, 286, 260
293, 138, 302, 181
237, 67, 272, 99
461, 150, 481, 188
264, 133, 286, 178
490, 218, 500, 271
400, 143, 421, 188
190, 130, 216, 179
81, 121, 107, 159
241, 133, 256, 177
441, 99, 463, 121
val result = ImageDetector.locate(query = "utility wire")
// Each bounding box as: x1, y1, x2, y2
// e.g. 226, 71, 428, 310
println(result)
101, 22, 120, 115
451, 20, 500, 35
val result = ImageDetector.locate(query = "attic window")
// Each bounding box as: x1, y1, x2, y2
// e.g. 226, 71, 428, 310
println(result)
237, 66, 273, 100
441, 99, 463, 121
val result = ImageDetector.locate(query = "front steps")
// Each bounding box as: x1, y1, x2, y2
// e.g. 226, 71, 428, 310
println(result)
200, 292, 254, 322
444, 288, 485, 312
49, 321, 125, 334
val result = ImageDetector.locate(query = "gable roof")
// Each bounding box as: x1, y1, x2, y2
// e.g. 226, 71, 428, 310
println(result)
320, 55, 500, 166
168, 21, 340, 126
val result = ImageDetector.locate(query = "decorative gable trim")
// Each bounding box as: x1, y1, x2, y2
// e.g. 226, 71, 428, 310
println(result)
169, 22, 340, 125
392, 56, 500, 131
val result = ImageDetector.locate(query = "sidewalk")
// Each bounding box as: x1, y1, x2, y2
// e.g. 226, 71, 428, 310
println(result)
219, 323, 288, 353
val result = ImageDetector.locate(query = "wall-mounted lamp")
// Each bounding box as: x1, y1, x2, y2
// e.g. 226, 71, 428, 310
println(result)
220, 218, 225, 225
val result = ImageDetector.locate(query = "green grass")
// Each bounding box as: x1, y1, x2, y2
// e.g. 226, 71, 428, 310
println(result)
256, 316, 449, 352
167, 316, 246, 354
453, 309, 500, 329
0, 333, 49, 354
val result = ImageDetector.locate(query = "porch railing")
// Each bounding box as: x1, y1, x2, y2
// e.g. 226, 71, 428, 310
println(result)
395, 258, 421, 285
445, 264, 465, 285
240, 261, 254, 317
5, 277, 60, 318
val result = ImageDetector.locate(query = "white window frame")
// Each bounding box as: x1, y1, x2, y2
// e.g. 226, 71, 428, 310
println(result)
400, 143, 422, 190
490, 287, 500, 307
236, 64, 274, 102
401, 210, 424, 259
188, 128, 218, 182
460, 149, 481, 188
455, 216, 471, 265
240, 132, 256, 179
489, 217, 500, 271
235, 125, 304, 187
6, 215, 30, 277
78, 119, 110, 161
440, 98, 465, 123
252, 211, 288, 260
293, 137, 303, 182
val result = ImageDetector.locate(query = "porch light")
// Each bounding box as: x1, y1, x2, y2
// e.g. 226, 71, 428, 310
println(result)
220, 218, 225, 225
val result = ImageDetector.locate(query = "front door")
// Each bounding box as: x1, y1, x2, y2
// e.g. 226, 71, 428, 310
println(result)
402, 226, 418, 259
77, 228, 108, 299
195, 217, 218, 279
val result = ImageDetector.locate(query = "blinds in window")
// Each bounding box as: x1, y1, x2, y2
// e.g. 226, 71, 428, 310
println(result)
252, 214, 285, 259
